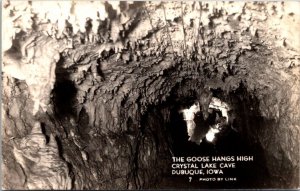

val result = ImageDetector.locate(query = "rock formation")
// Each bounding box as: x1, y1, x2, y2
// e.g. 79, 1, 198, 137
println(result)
2, 1, 300, 189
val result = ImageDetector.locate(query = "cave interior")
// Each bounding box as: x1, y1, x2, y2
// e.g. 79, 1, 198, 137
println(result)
2, 1, 300, 190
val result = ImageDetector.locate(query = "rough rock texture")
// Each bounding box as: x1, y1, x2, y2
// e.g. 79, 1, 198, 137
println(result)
2, 1, 300, 189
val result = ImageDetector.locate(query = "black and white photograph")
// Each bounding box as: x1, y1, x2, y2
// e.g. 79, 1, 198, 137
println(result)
1, 0, 300, 190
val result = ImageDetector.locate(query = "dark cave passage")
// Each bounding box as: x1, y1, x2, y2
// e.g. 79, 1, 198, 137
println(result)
52, 57, 78, 119
52, 80, 77, 117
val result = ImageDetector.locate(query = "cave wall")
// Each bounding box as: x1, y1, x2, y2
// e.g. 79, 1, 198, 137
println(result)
2, 1, 300, 189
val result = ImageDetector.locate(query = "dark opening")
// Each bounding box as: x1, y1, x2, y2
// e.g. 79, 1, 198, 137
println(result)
52, 56, 78, 119
52, 79, 77, 118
